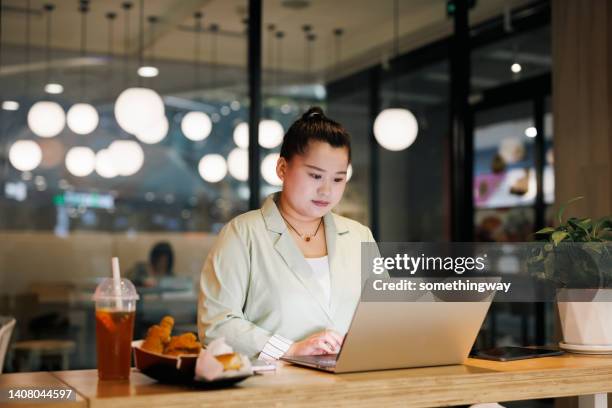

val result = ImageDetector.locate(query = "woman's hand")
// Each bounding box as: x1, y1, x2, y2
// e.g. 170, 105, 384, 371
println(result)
284, 329, 344, 356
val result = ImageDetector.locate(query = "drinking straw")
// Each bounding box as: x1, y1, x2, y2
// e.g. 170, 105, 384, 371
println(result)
111, 257, 123, 309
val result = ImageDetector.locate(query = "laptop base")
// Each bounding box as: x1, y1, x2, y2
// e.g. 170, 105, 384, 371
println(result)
281, 354, 338, 372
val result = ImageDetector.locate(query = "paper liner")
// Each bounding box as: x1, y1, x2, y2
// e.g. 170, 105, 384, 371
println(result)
194, 337, 253, 381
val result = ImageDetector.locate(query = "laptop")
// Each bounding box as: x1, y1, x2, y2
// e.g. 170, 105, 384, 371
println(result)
281, 298, 492, 373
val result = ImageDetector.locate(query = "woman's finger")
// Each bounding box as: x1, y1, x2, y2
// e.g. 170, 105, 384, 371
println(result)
324, 330, 344, 348
316, 338, 335, 354
320, 332, 341, 351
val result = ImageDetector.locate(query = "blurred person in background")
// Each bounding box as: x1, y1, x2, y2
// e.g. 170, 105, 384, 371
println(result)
130, 242, 175, 287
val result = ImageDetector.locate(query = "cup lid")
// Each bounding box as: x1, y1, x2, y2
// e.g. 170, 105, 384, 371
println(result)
93, 277, 140, 301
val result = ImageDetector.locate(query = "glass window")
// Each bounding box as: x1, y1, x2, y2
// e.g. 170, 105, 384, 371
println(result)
544, 96, 554, 206
0, 1, 332, 372
327, 87, 371, 226
473, 102, 536, 242
377, 61, 450, 241
471, 26, 551, 93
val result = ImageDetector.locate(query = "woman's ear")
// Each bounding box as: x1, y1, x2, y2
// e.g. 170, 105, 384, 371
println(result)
276, 157, 287, 181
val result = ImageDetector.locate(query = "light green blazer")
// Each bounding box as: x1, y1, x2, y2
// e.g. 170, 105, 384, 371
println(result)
198, 192, 375, 357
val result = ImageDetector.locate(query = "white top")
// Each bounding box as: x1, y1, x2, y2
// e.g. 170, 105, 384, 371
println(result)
259, 255, 332, 362
305, 255, 331, 307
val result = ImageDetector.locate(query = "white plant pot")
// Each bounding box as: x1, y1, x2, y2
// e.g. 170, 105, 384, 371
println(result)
558, 289, 612, 347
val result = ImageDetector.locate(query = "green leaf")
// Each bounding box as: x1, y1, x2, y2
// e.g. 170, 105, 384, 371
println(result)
594, 217, 612, 237
552, 231, 569, 246
557, 196, 584, 225
535, 227, 556, 235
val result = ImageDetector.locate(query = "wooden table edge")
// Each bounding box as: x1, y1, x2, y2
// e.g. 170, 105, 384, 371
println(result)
47, 362, 612, 408
50, 371, 91, 406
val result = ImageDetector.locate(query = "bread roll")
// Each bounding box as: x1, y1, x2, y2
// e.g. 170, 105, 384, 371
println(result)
215, 353, 242, 371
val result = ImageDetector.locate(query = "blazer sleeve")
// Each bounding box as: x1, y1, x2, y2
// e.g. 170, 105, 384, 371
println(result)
198, 220, 273, 357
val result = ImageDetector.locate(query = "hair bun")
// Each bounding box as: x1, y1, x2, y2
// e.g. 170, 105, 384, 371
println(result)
301, 106, 325, 120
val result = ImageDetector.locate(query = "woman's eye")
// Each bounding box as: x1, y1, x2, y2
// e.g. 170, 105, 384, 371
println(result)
334, 178, 345, 183
309, 173, 322, 180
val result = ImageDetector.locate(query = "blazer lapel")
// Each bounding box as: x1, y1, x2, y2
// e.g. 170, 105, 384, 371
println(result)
325, 212, 350, 319
261, 193, 333, 320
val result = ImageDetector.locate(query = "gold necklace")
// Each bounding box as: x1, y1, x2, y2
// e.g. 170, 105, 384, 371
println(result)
279, 212, 323, 242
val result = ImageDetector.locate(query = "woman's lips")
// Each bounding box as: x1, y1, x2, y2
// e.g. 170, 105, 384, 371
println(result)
312, 200, 330, 207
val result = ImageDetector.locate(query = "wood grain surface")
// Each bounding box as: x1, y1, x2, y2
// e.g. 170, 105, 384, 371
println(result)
36, 354, 612, 407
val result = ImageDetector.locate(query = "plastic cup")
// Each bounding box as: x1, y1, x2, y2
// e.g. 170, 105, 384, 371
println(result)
93, 278, 139, 381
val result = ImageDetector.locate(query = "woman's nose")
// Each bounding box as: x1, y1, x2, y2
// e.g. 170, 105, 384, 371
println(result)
318, 180, 331, 196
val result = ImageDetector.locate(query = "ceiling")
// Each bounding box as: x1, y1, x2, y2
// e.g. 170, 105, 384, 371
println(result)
2, 0, 533, 80
0, 0, 551, 225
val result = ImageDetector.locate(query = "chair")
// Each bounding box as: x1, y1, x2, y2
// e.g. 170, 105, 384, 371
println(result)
0, 316, 16, 374
12, 340, 75, 371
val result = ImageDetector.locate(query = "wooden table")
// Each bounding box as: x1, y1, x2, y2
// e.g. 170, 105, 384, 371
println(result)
2, 354, 612, 407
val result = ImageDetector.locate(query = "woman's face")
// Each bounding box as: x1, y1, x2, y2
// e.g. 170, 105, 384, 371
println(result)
277, 140, 349, 219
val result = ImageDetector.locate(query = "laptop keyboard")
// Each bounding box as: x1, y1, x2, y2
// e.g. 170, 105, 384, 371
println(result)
289, 354, 338, 367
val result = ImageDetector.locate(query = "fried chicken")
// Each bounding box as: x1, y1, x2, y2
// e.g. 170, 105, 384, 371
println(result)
141, 316, 175, 354
164, 332, 202, 356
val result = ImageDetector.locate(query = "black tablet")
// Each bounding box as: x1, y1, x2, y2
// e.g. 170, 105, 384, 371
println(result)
471, 346, 564, 361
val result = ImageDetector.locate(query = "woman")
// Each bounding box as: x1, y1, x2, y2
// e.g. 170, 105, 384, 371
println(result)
130, 241, 174, 288
198, 107, 375, 361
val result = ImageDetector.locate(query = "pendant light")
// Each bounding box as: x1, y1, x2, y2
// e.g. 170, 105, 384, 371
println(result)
233, 121, 248, 148
181, 11, 212, 142
373, 0, 418, 151
261, 153, 282, 186
233, 27, 283, 149
28, 3, 66, 138
106, 11, 116, 83
510, 42, 522, 74
1, 13, 19, 111
232, 23, 247, 146
95, 148, 118, 179
109, 140, 144, 176
8, 1, 41, 172
65, 146, 96, 177
275, 30, 284, 90
302, 24, 311, 84
67, 1, 99, 135
332, 28, 343, 78
42, 3, 62, 95
259, 23, 284, 149
133, 11, 166, 144
9, 140, 43, 172
332, 27, 353, 182
114, 0, 165, 137
198, 154, 227, 183
210, 23, 218, 90
137, 16, 159, 77
93, 11, 118, 179
228, 147, 248, 181
233, 121, 284, 149
2, 101, 19, 111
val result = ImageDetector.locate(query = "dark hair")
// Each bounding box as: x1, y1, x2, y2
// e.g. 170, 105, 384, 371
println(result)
149, 242, 174, 276
280, 106, 351, 162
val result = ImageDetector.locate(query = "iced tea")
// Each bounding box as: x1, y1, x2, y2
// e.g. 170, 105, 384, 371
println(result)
95, 309, 135, 380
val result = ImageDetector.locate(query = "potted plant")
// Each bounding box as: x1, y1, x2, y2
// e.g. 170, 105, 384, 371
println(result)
529, 197, 612, 353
